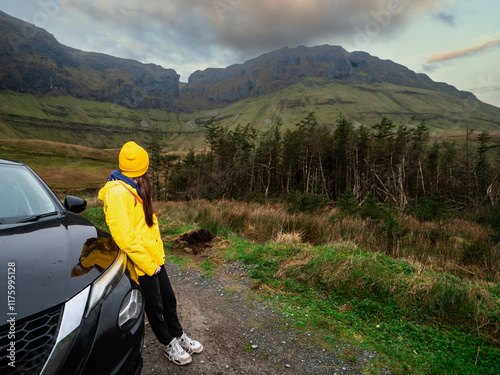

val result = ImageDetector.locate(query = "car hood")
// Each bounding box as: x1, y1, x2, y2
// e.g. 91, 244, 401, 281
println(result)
0, 214, 119, 320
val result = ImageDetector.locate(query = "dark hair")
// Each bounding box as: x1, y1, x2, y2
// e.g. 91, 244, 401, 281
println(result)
135, 174, 154, 227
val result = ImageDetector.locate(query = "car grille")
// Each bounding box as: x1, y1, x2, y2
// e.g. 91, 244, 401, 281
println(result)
0, 305, 62, 375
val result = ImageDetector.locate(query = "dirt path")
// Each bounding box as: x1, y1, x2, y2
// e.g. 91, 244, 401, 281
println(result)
140, 259, 385, 375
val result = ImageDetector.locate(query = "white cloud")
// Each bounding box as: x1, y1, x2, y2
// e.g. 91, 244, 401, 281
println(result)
50, 0, 450, 80
426, 39, 500, 64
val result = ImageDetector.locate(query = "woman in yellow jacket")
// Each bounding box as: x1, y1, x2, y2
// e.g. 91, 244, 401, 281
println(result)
99, 141, 202, 366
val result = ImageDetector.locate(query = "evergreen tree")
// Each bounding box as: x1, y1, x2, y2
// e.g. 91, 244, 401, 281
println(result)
370, 117, 397, 205
475, 131, 494, 198
256, 118, 282, 199
458, 124, 476, 204
426, 140, 440, 194
353, 124, 371, 198
332, 113, 355, 199
439, 140, 458, 200
159, 154, 180, 201
409, 120, 430, 200
147, 125, 166, 201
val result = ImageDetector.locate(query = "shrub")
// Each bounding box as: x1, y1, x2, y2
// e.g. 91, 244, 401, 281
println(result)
245, 191, 265, 204
414, 194, 450, 222
337, 188, 358, 215
381, 211, 402, 252
475, 206, 500, 234
359, 195, 384, 220
286, 191, 329, 213
462, 241, 490, 266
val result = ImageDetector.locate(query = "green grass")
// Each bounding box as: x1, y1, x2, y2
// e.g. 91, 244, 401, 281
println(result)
158, 221, 198, 237
178, 80, 500, 133
223, 239, 499, 374
2, 78, 500, 153
198, 260, 216, 276
164, 254, 190, 270
0, 139, 117, 191
81, 205, 499, 374
0, 90, 207, 150
82, 207, 110, 233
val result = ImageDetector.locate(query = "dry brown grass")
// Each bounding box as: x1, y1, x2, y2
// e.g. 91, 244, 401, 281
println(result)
151, 199, 499, 283
85, 198, 499, 282
275, 231, 303, 245
40, 167, 115, 191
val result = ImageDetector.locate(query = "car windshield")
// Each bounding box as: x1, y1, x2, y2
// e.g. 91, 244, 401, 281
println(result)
0, 164, 58, 224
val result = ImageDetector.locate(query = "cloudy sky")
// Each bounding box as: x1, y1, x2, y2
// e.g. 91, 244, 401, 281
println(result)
1, 0, 499, 107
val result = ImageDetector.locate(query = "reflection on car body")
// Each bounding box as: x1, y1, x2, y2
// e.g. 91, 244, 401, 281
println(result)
72, 236, 138, 284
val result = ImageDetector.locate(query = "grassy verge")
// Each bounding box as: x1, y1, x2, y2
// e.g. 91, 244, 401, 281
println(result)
223, 239, 499, 374
82, 200, 500, 375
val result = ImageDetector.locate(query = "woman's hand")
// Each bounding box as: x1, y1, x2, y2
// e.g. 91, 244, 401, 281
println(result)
154, 265, 162, 275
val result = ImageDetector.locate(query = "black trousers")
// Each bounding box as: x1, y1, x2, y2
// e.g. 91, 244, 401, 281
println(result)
138, 265, 183, 345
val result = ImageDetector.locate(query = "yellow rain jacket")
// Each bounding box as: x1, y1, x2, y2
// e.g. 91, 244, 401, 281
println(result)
98, 180, 164, 277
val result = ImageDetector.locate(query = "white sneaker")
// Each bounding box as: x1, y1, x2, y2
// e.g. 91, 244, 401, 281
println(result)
164, 338, 192, 366
178, 332, 203, 355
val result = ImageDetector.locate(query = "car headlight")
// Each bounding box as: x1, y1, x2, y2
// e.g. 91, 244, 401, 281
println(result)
118, 288, 143, 331
84, 250, 126, 318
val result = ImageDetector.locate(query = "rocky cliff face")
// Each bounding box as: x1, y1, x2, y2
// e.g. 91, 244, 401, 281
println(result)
0, 11, 477, 113
183, 45, 356, 105
0, 11, 179, 109
181, 45, 476, 110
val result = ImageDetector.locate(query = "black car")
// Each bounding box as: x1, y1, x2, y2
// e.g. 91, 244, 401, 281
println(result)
0, 159, 144, 375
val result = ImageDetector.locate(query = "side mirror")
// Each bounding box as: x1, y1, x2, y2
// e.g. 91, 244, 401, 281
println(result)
64, 195, 87, 213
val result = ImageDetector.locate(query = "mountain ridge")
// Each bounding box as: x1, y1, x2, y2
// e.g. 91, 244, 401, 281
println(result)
0, 10, 179, 109
181, 44, 476, 111
0, 10, 480, 112
1, 9, 500, 150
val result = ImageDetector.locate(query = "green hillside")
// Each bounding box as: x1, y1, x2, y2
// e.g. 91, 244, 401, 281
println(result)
0, 90, 204, 150
193, 79, 500, 132
1, 78, 500, 152
0, 139, 118, 191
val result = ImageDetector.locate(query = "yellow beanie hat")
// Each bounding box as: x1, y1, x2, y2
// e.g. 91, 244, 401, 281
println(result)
119, 141, 149, 178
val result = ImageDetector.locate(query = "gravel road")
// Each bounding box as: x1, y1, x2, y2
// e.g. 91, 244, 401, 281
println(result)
139, 257, 387, 375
